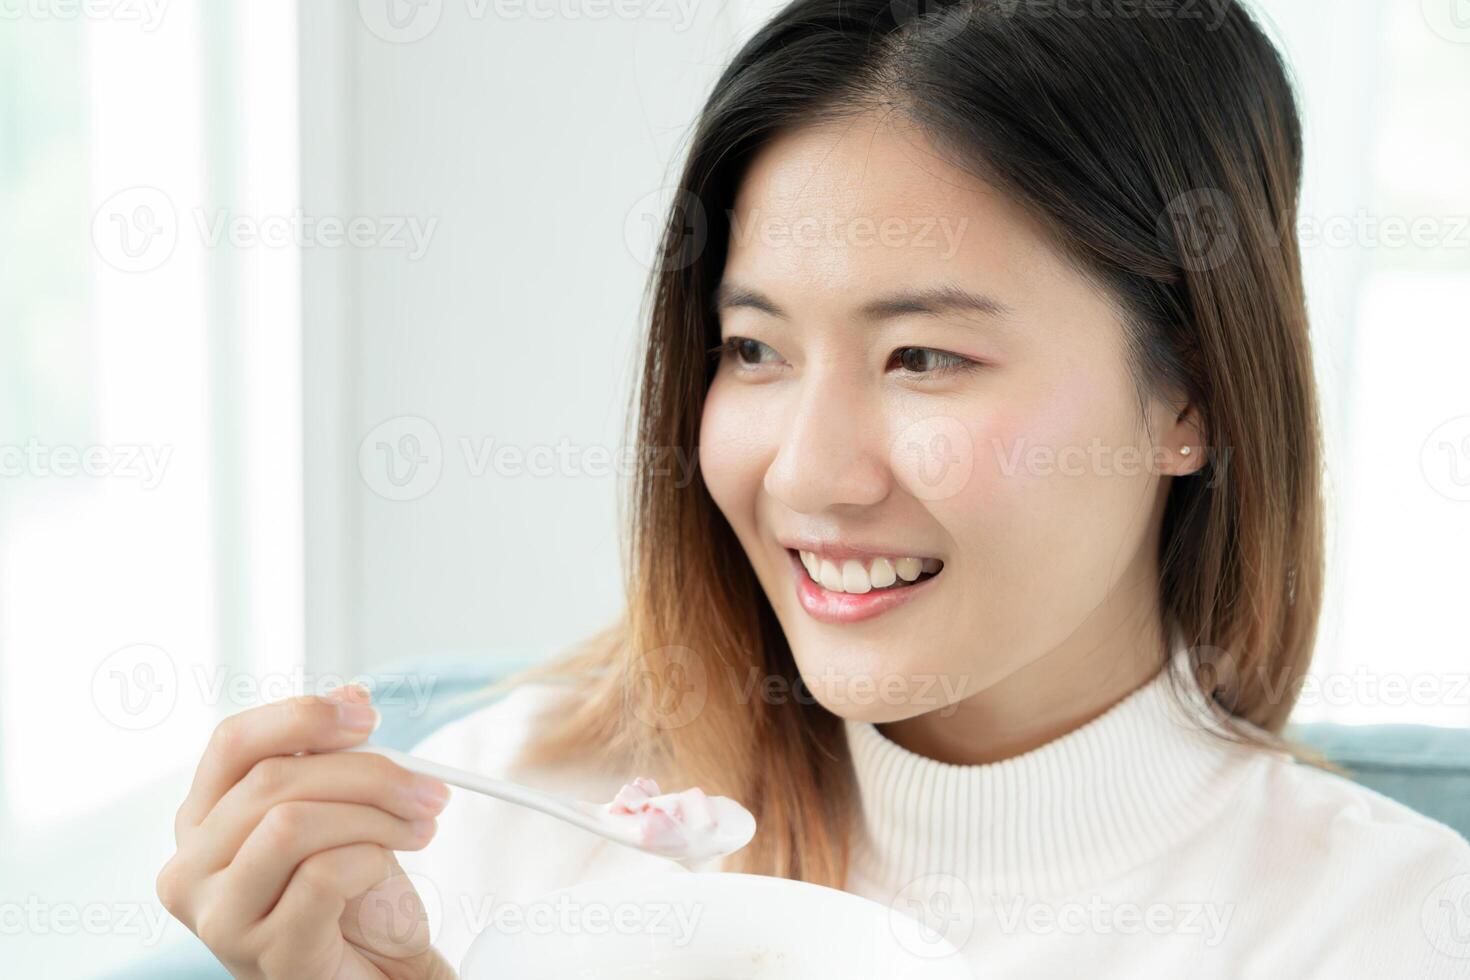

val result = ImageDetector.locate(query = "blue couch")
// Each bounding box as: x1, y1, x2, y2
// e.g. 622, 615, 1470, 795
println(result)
113, 655, 1470, 980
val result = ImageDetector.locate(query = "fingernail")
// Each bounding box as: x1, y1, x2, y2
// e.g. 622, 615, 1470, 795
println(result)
338, 701, 380, 732
416, 779, 451, 812
409, 818, 436, 841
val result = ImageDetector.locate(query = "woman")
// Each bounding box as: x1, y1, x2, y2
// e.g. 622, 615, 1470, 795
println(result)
156, 0, 1470, 976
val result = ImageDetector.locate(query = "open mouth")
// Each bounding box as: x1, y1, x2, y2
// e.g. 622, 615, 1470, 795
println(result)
789, 549, 944, 594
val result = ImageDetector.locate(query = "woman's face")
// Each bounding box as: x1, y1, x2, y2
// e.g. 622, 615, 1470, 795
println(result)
699, 110, 1195, 727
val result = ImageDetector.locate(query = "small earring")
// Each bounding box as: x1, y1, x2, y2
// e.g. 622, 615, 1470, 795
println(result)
1180, 446, 1193, 456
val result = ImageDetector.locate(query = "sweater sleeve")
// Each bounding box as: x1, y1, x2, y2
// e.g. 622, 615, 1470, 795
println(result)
1406, 827, 1470, 979
1233, 758, 1470, 979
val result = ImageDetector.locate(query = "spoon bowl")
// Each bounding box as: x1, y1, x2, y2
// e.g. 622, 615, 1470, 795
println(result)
342, 743, 756, 863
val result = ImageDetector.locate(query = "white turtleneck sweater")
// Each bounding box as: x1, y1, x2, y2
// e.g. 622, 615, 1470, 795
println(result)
397, 647, 1470, 978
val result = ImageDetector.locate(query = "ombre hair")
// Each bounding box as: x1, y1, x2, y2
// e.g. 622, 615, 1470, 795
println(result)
507, 0, 1327, 887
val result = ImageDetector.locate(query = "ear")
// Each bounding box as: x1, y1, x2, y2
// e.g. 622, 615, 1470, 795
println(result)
1160, 400, 1207, 477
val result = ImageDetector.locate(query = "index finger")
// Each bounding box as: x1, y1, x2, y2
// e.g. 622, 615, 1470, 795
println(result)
174, 687, 380, 834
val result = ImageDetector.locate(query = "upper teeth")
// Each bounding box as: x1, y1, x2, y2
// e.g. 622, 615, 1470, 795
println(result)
798, 551, 942, 594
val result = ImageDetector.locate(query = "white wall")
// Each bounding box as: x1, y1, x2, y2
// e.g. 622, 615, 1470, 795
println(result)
302, 4, 756, 675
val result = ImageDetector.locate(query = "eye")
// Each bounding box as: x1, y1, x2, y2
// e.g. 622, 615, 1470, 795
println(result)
888, 346, 977, 376
711, 336, 782, 370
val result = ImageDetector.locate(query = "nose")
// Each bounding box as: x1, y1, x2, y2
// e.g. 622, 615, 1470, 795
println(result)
762, 371, 891, 513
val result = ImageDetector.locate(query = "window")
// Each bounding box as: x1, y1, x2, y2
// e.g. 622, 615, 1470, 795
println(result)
0, 5, 300, 975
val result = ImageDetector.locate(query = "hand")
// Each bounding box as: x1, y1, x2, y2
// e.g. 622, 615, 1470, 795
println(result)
156, 684, 456, 979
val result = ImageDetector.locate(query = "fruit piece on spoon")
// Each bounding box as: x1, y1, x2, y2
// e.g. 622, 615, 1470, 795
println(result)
596, 776, 755, 864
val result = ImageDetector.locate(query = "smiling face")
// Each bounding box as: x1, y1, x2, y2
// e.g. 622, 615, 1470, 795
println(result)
697, 110, 1200, 738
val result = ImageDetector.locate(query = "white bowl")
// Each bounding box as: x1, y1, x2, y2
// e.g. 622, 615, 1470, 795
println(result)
460, 871, 972, 979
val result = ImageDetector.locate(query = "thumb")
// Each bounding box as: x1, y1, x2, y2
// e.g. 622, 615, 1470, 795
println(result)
342, 851, 438, 960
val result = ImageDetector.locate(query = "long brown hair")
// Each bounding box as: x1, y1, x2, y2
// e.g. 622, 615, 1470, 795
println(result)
509, 0, 1327, 888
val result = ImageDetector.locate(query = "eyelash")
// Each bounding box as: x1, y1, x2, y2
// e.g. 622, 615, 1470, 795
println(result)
709, 336, 980, 378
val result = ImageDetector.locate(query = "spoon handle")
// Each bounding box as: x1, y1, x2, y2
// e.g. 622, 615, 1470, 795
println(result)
344, 743, 599, 832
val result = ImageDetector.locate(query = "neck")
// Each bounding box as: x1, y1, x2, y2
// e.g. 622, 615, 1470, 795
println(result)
877, 596, 1169, 766
842, 612, 1250, 898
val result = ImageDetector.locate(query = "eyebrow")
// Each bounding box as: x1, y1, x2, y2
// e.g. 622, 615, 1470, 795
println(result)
713, 280, 1015, 323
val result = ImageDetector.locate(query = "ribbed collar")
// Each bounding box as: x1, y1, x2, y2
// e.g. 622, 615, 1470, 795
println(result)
843, 627, 1270, 897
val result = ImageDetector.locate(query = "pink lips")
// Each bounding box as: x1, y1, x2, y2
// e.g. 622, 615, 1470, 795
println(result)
786, 549, 938, 624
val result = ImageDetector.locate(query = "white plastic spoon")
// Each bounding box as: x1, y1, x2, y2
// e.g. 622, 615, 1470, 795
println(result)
344, 744, 757, 866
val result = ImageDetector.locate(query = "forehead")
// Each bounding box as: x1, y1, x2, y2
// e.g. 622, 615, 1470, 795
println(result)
723, 110, 1064, 303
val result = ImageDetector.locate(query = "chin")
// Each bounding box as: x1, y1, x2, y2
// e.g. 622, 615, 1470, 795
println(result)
813, 696, 933, 726
786, 643, 967, 725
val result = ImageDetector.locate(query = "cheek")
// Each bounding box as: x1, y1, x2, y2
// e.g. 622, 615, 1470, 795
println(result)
889, 407, 1017, 549
908, 375, 1137, 529
697, 380, 774, 527
943, 376, 1151, 579
884, 395, 1032, 514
